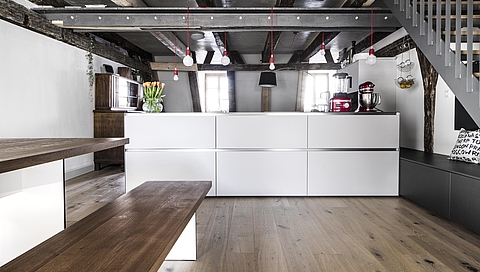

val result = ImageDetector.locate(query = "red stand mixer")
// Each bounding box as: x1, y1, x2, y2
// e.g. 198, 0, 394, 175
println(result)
330, 73, 352, 112
357, 81, 382, 112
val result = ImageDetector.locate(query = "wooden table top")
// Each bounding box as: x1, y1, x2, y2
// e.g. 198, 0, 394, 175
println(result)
0, 180, 212, 272
0, 138, 129, 174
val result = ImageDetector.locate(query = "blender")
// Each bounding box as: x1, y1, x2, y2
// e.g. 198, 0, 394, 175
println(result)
330, 72, 352, 112
357, 81, 381, 112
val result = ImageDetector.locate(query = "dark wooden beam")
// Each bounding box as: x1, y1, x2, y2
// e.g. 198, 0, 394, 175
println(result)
198, 63, 341, 71
187, 72, 202, 112
262, 31, 282, 63
204, 51, 215, 64
150, 31, 187, 58
276, 0, 295, 6
324, 49, 335, 63
339, 32, 392, 63
376, 36, 417, 57
417, 48, 438, 153
229, 51, 245, 64
227, 71, 237, 112
298, 32, 340, 62
93, 32, 153, 62
288, 50, 303, 64
213, 31, 226, 55
28, 0, 68, 7
195, 0, 215, 7
0, 0, 152, 75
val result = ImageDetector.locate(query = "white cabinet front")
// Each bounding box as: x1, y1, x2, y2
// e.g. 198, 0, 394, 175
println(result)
125, 151, 216, 195
308, 114, 399, 148
217, 114, 307, 148
308, 151, 399, 196
217, 151, 307, 196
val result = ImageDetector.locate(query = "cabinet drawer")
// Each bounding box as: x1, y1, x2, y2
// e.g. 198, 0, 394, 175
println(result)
309, 151, 399, 196
217, 151, 307, 196
216, 115, 307, 149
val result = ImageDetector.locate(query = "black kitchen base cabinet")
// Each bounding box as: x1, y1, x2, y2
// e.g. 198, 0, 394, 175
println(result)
400, 160, 451, 219
450, 174, 480, 235
400, 148, 480, 235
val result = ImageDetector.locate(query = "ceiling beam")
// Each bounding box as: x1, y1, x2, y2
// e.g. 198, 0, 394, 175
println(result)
33, 8, 400, 31
28, 0, 69, 7
93, 32, 152, 61
298, 31, 340, 62
150, 62, 198, 71
204, 51, 215, 64
229, 51, 245, 64
198, 63, 341, 71
288, 50, 303, 64
150, 31, 187, 58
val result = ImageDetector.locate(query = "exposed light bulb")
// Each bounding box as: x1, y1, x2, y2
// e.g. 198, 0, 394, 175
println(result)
320, 43, 326, 56
366, 47, 377, 66
183, 47, 194, 67
221, 51, 230, 66
173, 68, 179, 81
269, 55, 275, 70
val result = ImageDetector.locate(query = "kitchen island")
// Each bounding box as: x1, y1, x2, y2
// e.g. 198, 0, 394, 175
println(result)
0, 138, 129, 266
124, 112, 399, 196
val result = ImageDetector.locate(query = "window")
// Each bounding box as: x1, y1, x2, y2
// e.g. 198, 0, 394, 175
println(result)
304, 71, 333, 112
204, 72, 229, 113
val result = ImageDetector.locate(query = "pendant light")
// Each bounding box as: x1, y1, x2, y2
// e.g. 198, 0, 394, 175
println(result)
220, 32, 230, 66
320, 32, 326, 56
366, 7, 377, 66
269, 7, 275, 70
173, 34, 179, 81
183, 7, 194, 67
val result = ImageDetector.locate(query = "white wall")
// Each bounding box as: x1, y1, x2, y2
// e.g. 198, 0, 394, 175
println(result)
394, 48, 460, 155
0, 20, 125, 177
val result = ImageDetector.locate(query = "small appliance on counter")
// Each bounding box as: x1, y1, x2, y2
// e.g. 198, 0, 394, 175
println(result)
330, 72, 353, 112
357, 81, 382, 112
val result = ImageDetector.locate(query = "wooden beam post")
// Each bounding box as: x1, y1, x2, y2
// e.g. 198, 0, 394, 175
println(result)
261, 87, 271, 112
417, 48, 438, 153
227, 71, 237, 112
188, 72, 202, 112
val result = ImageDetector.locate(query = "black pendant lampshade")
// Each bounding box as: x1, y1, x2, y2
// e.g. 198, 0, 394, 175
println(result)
259, 72, 277, 87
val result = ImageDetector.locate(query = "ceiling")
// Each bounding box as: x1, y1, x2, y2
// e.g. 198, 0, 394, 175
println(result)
32, 0, 402, 66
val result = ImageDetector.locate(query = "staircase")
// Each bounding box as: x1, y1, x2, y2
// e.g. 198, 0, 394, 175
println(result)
383, 0, 480, 125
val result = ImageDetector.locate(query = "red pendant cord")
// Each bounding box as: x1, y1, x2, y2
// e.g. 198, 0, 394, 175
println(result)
322, 31, 324, 44
224, 31, 227, 54
370, 7, 374, 47
270, 7, 274, 57
187, 7, 190, 49
174, 34, 177, 67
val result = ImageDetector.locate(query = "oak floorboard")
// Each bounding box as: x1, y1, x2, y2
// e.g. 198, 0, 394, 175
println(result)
65, 165, 125, 227
159, 196, 480, 272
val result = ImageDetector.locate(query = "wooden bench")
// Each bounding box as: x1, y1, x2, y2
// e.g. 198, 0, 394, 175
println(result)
400, 147, 480, 235
0, 180, 211, 272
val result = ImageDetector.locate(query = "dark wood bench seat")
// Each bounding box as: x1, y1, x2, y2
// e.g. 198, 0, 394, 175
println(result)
0, 180, 211, 272
400, 148, 480, 235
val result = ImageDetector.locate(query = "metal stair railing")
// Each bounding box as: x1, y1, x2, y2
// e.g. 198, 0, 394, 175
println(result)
383, 0, 480, 125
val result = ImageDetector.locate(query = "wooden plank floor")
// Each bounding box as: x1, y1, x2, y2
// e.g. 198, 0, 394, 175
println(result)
65, 165, 125, 227
160, 197, 480, 272
65, 170, 480, 271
